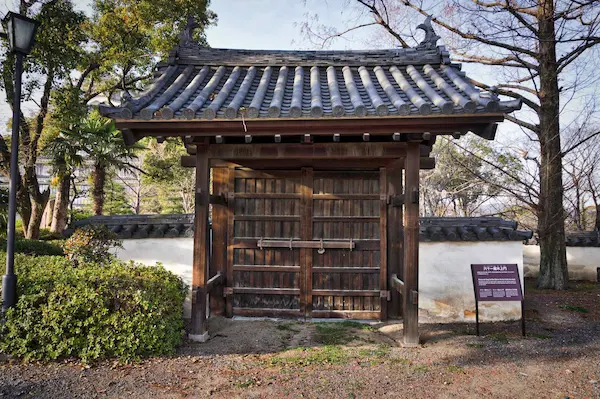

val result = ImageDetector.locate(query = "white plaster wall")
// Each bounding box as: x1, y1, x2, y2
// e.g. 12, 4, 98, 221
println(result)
419, 241, 524, 323
113, 238, 194, 318
523, 245, 599, 281
113, 238, 525, 323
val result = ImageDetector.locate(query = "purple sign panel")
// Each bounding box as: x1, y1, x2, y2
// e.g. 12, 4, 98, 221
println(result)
471, 264, 523, 302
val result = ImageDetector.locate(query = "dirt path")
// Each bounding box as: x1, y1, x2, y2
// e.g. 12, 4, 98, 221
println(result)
0, 280, 598, 398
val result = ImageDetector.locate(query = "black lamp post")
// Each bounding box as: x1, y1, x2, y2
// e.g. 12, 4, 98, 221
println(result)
1, 12, 39, 312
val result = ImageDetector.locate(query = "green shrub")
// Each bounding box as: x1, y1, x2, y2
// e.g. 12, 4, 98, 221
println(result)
70, 209, 93, 224
64, 225, 122, 265
37, 228, 66, 241
0, 238, 64, 256
0, 253, 187, 362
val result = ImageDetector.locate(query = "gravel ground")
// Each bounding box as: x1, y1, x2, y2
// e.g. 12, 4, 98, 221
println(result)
0, 279, 598, 399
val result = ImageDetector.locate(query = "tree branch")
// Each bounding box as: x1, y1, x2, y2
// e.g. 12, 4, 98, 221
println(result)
505, 114, 540, 133
561, 130, 600, 157
356, 0, 410, 47
400, 1, 539, 57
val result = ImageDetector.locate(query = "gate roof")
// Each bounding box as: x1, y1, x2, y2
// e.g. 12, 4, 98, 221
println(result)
99, 17, 520, 143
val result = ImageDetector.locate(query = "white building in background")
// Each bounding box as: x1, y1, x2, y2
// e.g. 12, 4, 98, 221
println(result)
0, 156, 143, 211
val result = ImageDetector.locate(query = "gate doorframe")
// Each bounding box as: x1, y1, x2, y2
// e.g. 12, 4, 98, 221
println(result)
188, 139, 428, 346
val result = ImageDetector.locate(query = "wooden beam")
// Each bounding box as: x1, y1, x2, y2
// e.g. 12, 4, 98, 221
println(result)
387, 167, 403, 318
190, 144, 210, 342
115, 114, 504, 139
182, 155, 434, 169
403, 141, 420, 347
207, 142, 406, 160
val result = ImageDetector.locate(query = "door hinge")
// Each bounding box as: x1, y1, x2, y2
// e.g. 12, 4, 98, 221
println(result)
380, 290, 391, 301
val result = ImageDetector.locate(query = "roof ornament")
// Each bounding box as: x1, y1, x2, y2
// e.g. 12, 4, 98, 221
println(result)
178, 15, 198, 46
120, 89, 133, 105
416, 16, 441, 49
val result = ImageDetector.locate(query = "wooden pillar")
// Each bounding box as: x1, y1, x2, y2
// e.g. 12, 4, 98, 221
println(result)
190, 143, 210, 342
210, 167, 227, 315
225, 166, 235, 318
379, 167, 388, 320
300, 167, 313, 319
387, 166, 403, 318
403, 142, 420, 346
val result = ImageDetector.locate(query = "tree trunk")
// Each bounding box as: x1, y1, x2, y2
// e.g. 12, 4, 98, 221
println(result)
536, 0, 568, 290
50, 174, 71, 234
26, 189, 50, 239
92, 164, 106, 215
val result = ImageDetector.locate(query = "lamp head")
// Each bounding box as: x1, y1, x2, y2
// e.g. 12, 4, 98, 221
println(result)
2, 11, 39, 55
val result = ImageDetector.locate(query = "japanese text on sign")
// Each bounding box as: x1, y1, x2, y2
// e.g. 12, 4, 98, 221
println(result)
471, 264, 523, 302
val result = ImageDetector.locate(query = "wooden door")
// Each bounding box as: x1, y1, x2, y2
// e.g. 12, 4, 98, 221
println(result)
228, 170, 303, 317
226, 168, 387, 320
310, 170, 387, 320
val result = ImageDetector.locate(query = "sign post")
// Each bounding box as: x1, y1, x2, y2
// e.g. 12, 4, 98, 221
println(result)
471, 264, 525, 337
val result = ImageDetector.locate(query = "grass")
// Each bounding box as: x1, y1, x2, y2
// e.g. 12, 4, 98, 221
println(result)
466, 343, 484, 348
489, 333, 509, 344
411, 364, 429, 373
268, 345, 349, 367
276, 323, 300, 332
532, 333, 552, 340
560, 305, 590, 313
313, 322, 374, 345
235, 378, 257, 388
268, 343, 391, 368
446, 365, 466, 374
358, 344, 390, 358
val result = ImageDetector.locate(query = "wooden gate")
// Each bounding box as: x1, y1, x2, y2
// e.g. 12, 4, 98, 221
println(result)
226, 168, 387, 320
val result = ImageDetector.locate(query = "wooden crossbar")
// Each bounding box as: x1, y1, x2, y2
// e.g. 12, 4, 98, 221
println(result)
391, 273, 419, 306
391, 274, 405, 294
206, 272, 224, 293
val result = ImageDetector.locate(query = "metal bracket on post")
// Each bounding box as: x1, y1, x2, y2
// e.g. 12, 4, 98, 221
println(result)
390, 194, 405, 207
380, 290, 391, 301
410, 188, 419, 204
223, 287, 233, 297
196, 188, 209, 206
410, 290, 419, 305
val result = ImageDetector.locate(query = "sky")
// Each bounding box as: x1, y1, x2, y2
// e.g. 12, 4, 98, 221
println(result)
0, 0, 582, 147
0, 0, 377, 129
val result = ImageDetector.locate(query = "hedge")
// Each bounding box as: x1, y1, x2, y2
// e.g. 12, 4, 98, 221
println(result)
0, 253, 187, 362
0, 238, 64, 256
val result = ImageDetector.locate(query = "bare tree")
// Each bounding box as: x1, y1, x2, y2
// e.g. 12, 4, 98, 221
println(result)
563, 124, 600, 230
302, 0, 600, 289
421, 136, 524, 217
